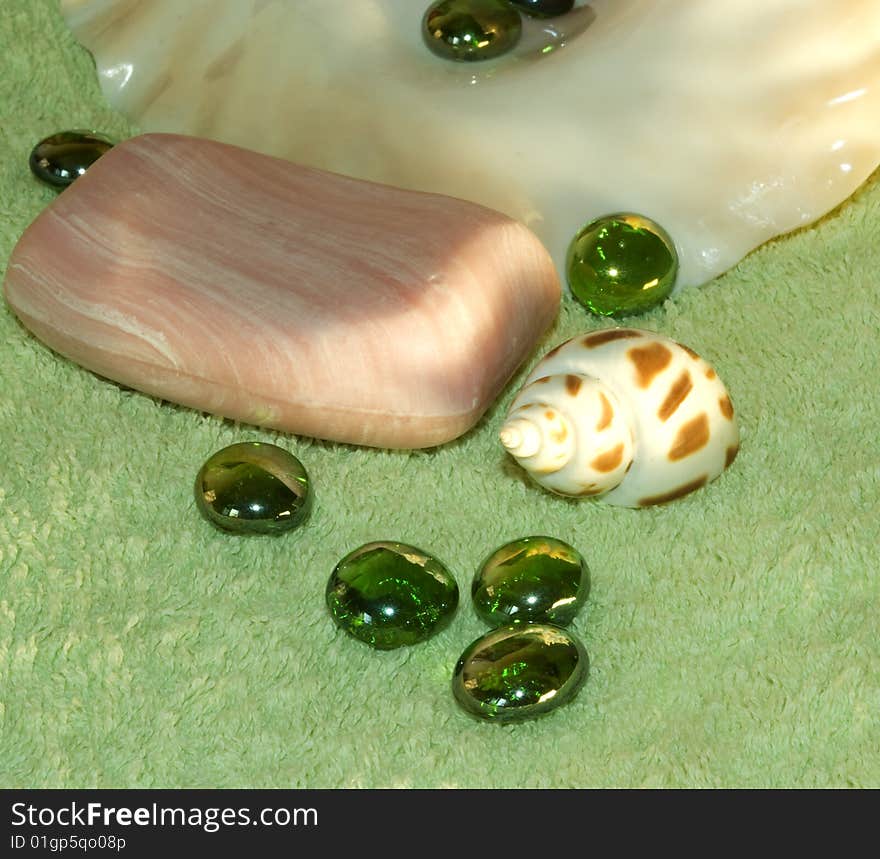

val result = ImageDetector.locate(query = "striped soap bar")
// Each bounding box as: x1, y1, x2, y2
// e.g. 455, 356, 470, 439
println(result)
4, 134, 560, 448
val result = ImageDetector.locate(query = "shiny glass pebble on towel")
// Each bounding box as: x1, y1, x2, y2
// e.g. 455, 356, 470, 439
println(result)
29, 130, 113, 189
452, 623, 589, 722
508, 0, 575, 18
422, 0, 522, 62
194, 442, 311, 535
326, 541, 459, 649
566, 213, 679, 317
472, 536, 590, 627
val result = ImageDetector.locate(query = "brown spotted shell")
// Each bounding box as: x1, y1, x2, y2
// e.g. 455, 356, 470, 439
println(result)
500, 328, 739, 507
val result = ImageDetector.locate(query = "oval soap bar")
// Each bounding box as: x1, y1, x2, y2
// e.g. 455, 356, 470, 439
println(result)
4, 133, 559, 449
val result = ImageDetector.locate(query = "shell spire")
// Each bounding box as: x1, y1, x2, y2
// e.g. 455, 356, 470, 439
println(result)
501, 375, 633, 497
500, 418, 542, 460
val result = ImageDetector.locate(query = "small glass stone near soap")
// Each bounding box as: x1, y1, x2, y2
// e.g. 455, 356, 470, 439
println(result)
194, 442, 310, 535
29, 130, 114, 189
326, 541, 459, 650
452, 623, 589, 722
422, 0, 522, 62
566, 213, 678, 317
508, 0, 575, 18
472, 536, 589, 627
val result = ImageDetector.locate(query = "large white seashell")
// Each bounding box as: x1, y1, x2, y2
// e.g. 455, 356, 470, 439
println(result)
61, 0, 880, 291
501, 328, 740, 506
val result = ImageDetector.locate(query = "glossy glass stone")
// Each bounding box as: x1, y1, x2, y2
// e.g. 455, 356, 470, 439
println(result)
194, 442, 310, 535
566, 213, 679, 317
508, 0, 575, 18
422, 0, 522, 62
472, 536, 589, 627
326, 542, 459, 649
29, 130, 114, 189
452, 623, 588, 722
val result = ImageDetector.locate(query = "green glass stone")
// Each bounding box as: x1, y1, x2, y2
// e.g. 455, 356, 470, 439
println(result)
472, 536, 590, 627
29, 130, 114, 189
422, 0, 522, 62
566, 212, 679, 317
508, 0, 575, 18
194, 442, 311, 535
326, 541, 459, 649
452, 623, 589, 722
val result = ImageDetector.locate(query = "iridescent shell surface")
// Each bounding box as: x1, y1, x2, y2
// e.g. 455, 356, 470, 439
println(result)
61, 0, 880, 290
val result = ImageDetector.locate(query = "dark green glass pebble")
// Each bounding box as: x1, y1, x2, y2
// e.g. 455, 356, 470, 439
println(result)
194, 442, 310, 535
508, 0, 575, 18
422, 0, 522, 62
326, 542, 459, 650
452, 623, 588, 722
566, 212, 679, 317
472, 536, 589, 627
29, 130, 114, 189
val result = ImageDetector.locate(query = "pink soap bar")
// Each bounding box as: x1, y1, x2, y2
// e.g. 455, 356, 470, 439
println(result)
4, 134, 559, 448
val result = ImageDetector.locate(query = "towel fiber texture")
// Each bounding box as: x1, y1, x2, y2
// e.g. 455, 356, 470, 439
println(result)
1, 0, 878, 788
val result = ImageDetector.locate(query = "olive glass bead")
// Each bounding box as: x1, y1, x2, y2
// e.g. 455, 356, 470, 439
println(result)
422, 0, 522, 62
452, 623, 589, 722
472, 536, 590, 627
508, 0, 575, 18
194, 442, 311, 535
326, 541, 459, 650
29, 130, 114, 189
566, 212, 679, 317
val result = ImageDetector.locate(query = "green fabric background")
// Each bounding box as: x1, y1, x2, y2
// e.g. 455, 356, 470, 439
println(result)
1, 0, 878, 788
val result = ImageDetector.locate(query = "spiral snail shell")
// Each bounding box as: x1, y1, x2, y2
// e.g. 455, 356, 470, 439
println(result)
500, 328, 740, 507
